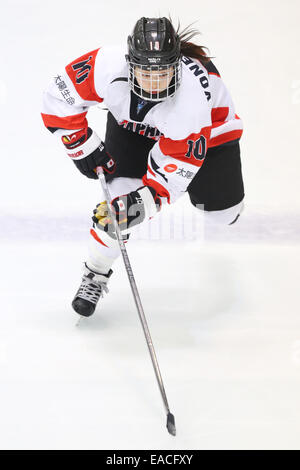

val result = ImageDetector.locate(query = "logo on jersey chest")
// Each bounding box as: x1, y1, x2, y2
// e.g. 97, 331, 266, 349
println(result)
137, 99, 147, 114
118, 120, 162, 141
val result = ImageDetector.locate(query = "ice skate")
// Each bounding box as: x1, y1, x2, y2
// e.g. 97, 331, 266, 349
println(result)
72, 263, 113, 317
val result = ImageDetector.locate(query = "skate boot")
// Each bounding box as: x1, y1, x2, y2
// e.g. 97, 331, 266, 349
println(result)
72, 263, 113, 317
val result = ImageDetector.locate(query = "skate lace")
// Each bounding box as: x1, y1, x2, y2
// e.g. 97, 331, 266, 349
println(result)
77, 276, 109, 305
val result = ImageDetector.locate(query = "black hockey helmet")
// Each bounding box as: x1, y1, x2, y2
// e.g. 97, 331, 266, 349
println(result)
126, 17, 182, 101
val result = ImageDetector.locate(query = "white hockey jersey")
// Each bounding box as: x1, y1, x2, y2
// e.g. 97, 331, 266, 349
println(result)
42, 46, 243, 203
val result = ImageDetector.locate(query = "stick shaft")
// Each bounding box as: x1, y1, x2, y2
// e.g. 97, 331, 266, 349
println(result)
97, 167, 171, 415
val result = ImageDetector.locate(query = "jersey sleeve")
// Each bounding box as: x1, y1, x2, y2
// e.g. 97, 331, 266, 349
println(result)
142, 126, 211, 204
41, 48, 104, 134
208, 69, 243, 148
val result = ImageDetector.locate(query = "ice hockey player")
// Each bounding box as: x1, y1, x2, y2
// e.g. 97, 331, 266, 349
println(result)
41, 17, 245, 317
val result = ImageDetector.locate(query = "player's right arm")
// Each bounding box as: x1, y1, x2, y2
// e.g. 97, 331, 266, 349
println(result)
41, 48, 115, 178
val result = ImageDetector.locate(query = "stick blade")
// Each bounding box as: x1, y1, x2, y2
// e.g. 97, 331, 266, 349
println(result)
166, 412, 176, 436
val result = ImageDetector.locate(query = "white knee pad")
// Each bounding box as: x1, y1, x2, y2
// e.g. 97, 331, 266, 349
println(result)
203, 200, 244, 225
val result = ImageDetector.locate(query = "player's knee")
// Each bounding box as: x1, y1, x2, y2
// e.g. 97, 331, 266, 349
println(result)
203, 200, 244, 225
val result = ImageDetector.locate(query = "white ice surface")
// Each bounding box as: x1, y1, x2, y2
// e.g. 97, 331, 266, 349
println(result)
1, 211, 300, 449
1, 0, 300, 450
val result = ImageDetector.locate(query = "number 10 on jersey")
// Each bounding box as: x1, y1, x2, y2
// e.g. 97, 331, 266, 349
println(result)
185, 136, 206, 161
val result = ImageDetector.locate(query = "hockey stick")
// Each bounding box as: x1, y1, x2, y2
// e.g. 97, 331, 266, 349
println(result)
96, 166, 176, 436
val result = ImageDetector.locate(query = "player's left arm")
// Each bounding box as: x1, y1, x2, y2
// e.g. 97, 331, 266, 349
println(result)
93, 127, 211, 233
142, 128, 211, 203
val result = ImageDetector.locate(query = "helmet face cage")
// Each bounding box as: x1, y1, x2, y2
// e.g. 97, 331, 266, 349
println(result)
126, 17, 182, 102
127, 59, 182, 102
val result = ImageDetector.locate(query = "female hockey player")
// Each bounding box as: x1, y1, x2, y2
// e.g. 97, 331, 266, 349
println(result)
41, 17, 245, 317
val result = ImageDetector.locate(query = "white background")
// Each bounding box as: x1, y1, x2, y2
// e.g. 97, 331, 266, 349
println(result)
0, 0, 300, 450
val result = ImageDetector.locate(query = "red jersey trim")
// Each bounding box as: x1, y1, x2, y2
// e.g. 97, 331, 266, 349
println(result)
41, 112, 88, 130
65, 48, 104, 103
211, 121, 228, 130
211, 107, 229, 123
208, 129, 243, 148
159, 127, 211, 168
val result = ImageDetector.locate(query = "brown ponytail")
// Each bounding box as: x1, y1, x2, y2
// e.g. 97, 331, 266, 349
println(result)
171, 18, 214, 64
180, 41, 213, 64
